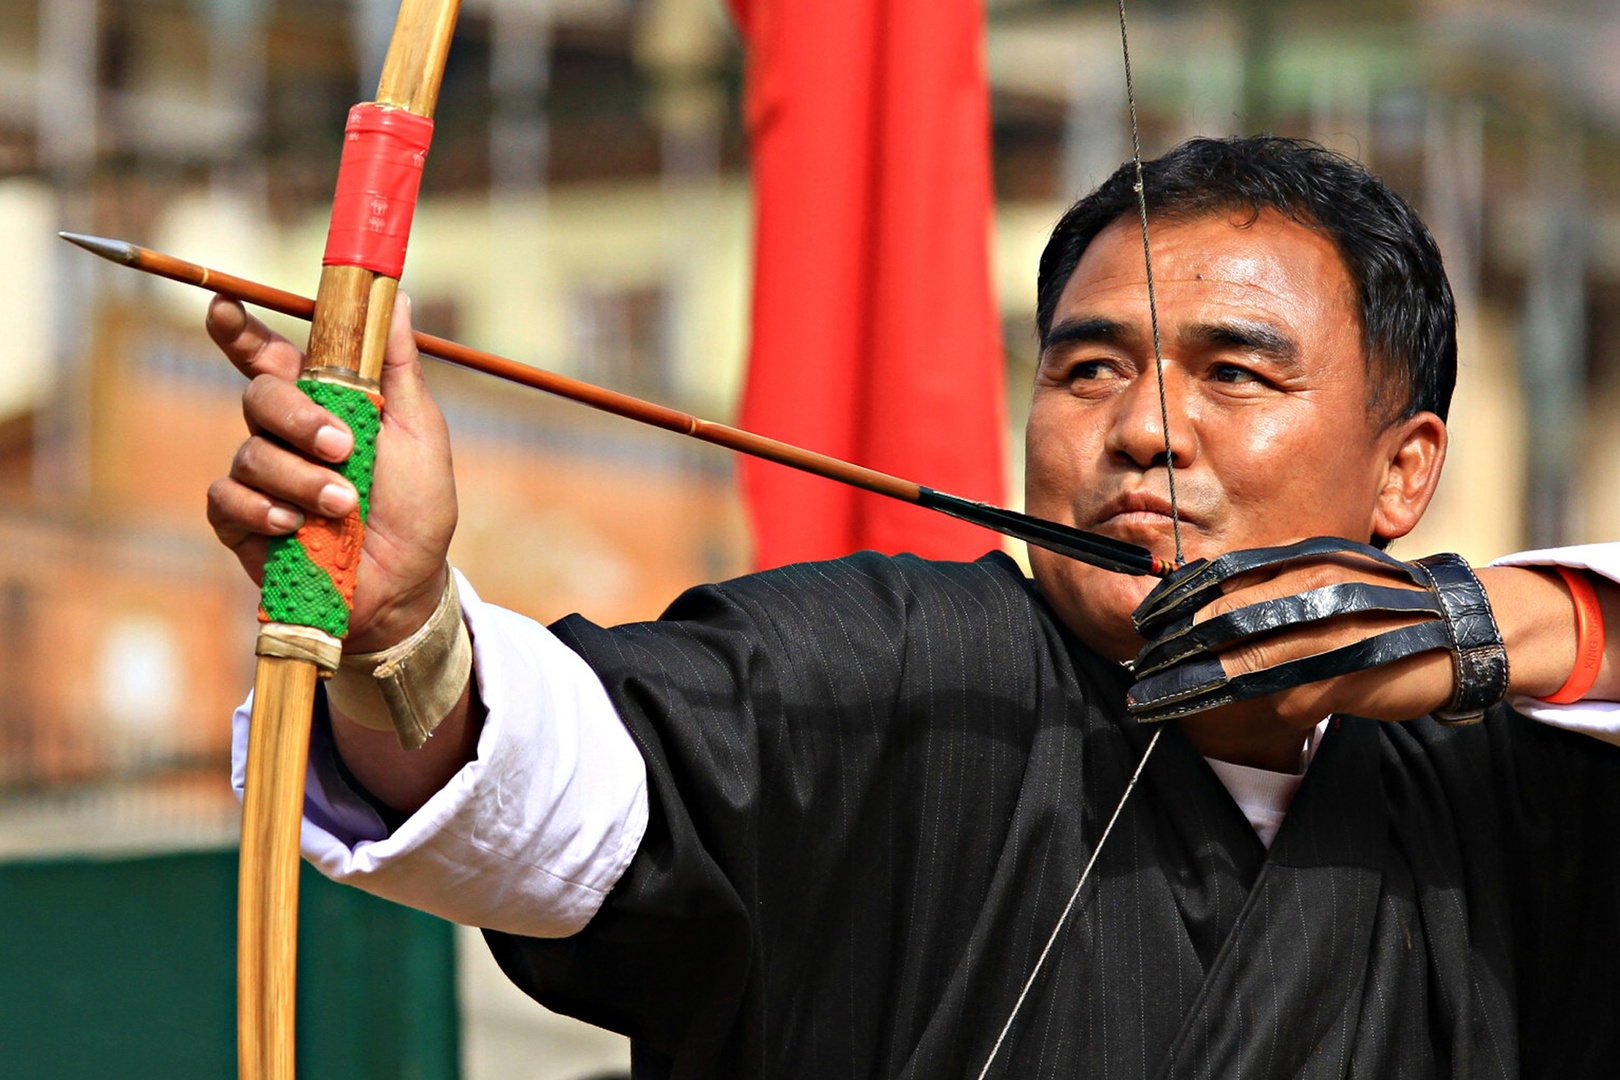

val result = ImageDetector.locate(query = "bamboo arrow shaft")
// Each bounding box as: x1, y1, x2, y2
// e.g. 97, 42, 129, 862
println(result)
63, 232, 1173, 577
67, 236, 921, 500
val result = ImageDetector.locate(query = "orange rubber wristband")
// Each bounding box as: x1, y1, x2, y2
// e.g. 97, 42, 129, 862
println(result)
1538, 567, 1605, 705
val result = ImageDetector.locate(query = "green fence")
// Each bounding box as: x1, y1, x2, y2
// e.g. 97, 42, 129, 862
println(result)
0, 849, 459, 1079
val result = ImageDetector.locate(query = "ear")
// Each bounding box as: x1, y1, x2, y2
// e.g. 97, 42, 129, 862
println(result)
1370, 411, 1447, 544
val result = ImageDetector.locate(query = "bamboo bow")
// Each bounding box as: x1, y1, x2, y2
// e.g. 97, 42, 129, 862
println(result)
236, 3, 460, 1078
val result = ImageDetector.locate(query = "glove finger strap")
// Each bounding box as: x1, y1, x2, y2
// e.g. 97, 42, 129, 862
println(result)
1128, 620, 1454, 723
1134, 536, 1425, 635
1135, 580, 1445, 676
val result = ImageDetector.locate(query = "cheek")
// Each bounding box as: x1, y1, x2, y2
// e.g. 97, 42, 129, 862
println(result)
1208, 409, 1383, 532
1025, 452, 1071, 514
1211, 414, 1298, 494
1023, 415, 1067, 509
1024, 401, 1104, 511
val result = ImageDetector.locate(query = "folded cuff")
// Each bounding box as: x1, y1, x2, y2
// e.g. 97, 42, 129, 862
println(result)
231, 570, 649, 937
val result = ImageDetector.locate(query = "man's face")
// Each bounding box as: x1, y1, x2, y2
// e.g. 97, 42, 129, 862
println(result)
1025, 208, 1421, 660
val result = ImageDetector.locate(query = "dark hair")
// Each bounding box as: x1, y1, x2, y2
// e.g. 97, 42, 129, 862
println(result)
1036, 136, 1456, 422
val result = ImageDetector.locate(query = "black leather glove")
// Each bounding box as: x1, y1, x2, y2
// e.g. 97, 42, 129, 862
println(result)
1127, 537, 1509, 725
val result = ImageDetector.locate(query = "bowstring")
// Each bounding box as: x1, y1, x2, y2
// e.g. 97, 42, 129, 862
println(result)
971, 726, 1162, 1080
1120, 0, 1184, 568
973, 3, 1178, 1074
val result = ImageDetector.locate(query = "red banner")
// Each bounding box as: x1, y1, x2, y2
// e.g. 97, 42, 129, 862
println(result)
729, 0, 1006, 569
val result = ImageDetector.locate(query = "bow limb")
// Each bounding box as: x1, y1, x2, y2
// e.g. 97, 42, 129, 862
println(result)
237, 3, 461, 1078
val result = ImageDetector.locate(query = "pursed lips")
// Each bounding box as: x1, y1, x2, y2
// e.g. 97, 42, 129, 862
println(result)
1088, 492, 1197, 540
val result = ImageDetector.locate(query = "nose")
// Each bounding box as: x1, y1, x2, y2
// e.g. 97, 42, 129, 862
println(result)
1104, 364, 1195, 473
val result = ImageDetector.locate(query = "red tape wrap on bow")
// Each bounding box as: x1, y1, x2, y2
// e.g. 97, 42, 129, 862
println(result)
322, 104, 435, 279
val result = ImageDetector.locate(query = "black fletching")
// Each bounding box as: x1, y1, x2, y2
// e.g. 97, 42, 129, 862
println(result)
916, 488, 1163, 577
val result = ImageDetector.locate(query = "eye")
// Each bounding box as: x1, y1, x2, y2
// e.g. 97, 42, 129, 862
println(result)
1036, 347, 1131, 391
1069, 358, 1124, 382
1211, 362, 1262, 384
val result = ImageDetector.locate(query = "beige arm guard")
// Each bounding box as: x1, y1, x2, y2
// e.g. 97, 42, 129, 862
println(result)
324, 570, 473, 750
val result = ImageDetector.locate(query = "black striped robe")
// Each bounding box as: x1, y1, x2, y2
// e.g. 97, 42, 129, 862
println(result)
485, 551, 1620, 1079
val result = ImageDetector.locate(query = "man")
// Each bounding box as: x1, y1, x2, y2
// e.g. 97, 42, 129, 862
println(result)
210, 137, 1620, 1077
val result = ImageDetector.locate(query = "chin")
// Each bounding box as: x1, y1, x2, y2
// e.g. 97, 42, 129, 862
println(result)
1029, 549, 1155, 663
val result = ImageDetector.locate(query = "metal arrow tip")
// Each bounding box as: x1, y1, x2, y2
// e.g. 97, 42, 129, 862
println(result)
59, 231, 138, 265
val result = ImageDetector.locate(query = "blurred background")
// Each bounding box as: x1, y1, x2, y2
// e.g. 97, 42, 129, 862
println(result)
1, 0, 1617, 1076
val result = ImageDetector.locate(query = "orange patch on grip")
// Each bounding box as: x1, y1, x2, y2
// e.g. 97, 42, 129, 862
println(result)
298, 507, 366, 599
254, 508, 365, 627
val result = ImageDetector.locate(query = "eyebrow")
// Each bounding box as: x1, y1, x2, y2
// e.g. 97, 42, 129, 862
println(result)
1180, 320, 1300, 367
1041, 317, 1131, 352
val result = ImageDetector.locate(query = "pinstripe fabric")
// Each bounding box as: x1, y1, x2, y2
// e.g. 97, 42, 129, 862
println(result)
483, 551, 1620, 1080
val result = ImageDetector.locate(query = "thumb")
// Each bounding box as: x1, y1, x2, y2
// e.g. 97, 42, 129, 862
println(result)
376, 288, 434, 422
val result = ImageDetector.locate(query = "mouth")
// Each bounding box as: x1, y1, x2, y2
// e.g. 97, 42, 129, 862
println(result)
1089, 493, 1196, 544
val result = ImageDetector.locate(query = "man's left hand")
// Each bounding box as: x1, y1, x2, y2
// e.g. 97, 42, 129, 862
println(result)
1125, 538, 1615, 768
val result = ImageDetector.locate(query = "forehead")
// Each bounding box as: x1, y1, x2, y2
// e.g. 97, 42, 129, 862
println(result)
1052, 208, 1361, 345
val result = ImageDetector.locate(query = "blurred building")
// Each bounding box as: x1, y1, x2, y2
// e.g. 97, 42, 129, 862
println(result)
0, 0, 1618, 1076
0, 0, 755, 817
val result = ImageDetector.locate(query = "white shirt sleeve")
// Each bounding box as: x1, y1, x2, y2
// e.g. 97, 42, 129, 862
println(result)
230, 570, 649, 938
1490, 542, 1620, 747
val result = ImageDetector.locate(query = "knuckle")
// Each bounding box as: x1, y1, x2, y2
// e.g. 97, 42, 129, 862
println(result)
205, 478, 231, 521
231, 438, 262, 477
243, 372, 278, 406
244, 375, 315, 437
241, 376, 274, 427
205, 480, 253, 543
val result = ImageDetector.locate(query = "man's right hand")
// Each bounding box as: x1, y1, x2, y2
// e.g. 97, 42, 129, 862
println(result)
208, 290, 484, 814
204, 290, 458, 655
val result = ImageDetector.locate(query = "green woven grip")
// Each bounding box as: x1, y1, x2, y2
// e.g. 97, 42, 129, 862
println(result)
258, 379, 382, 639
